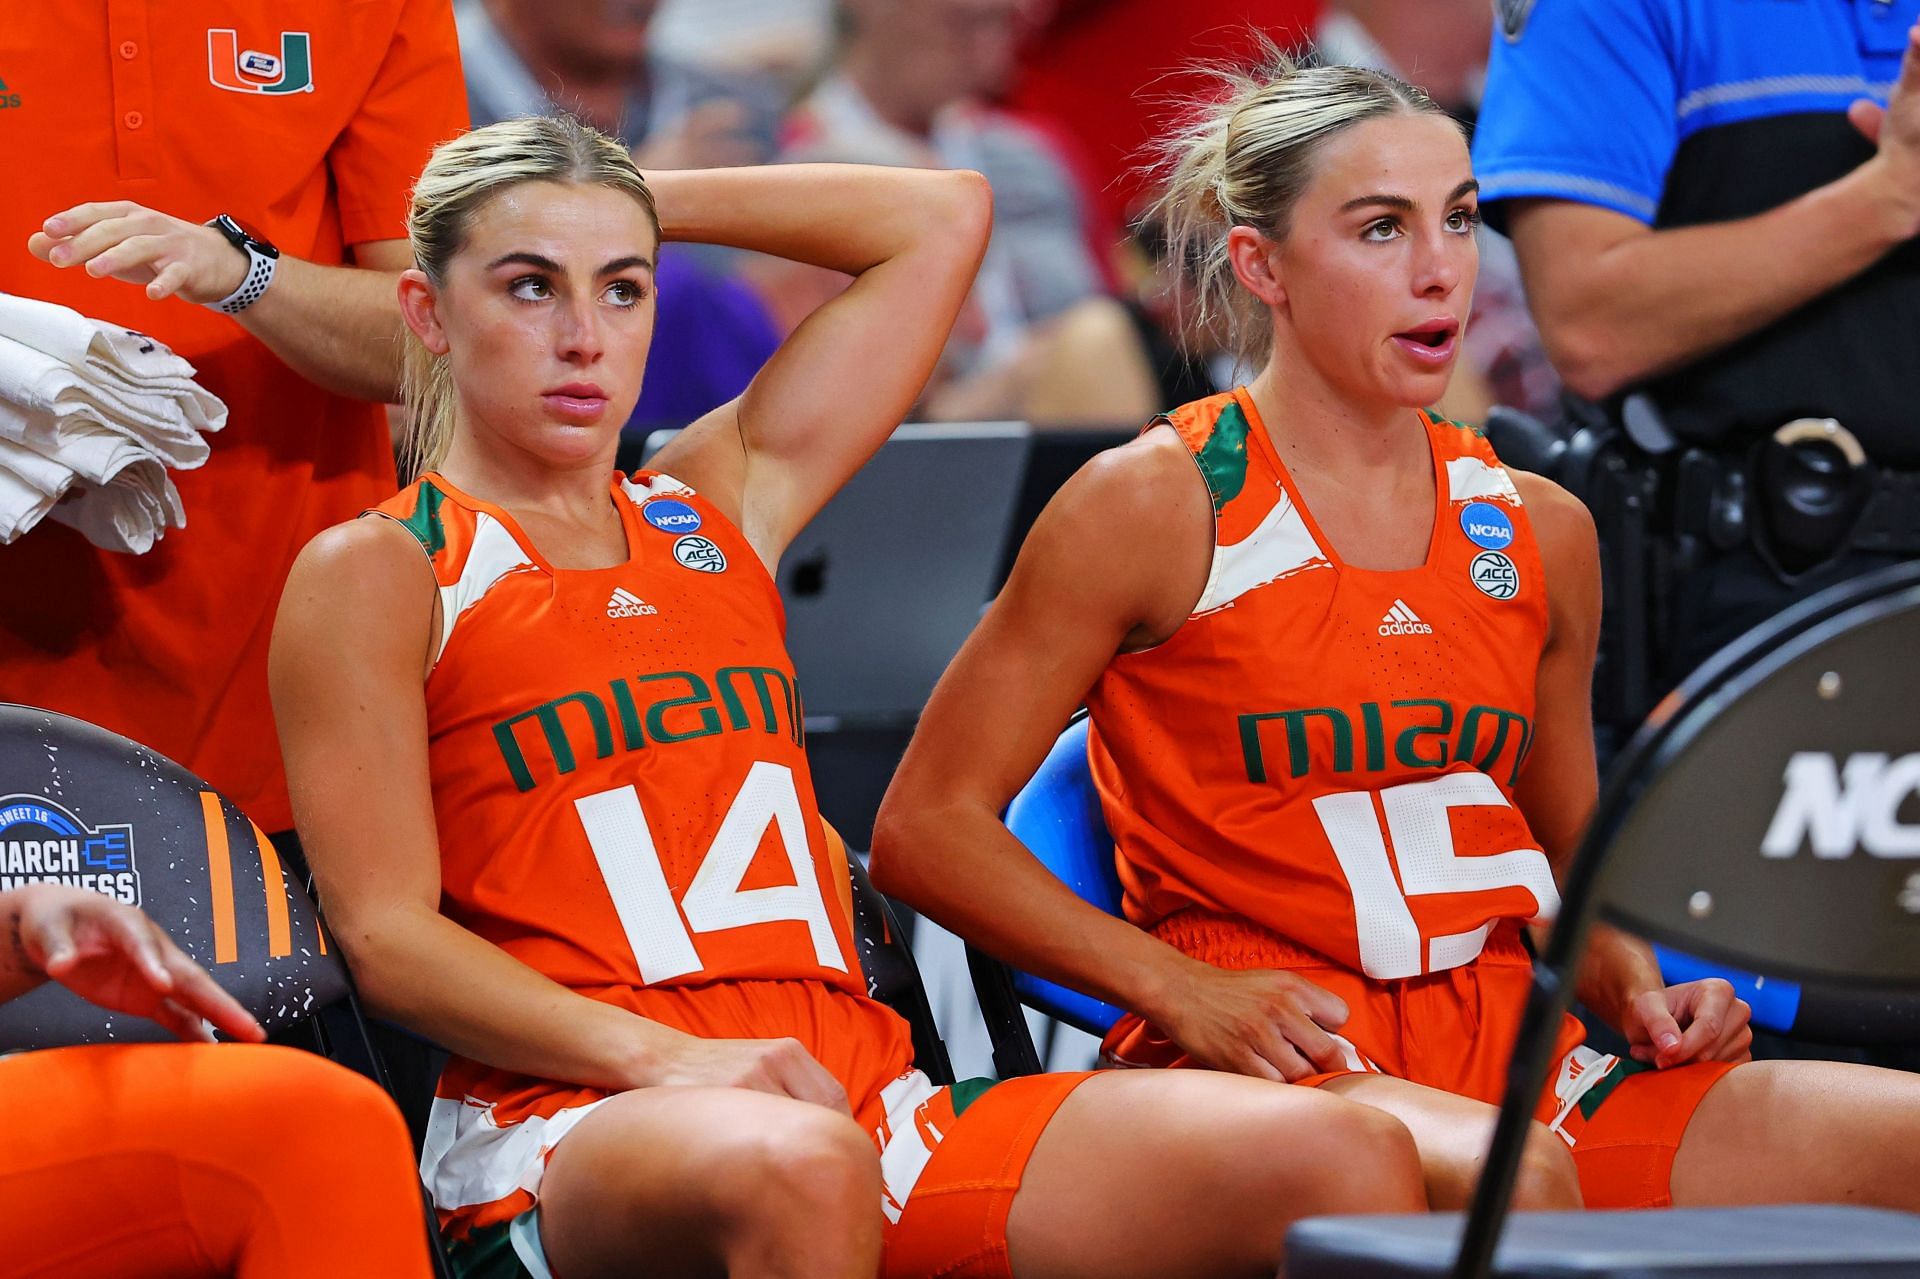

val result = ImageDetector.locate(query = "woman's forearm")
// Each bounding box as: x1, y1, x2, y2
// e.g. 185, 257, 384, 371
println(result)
1572, 921, 1667, 1031
344, 905, 685, 1092
871, 801, 1200, 1028
641, 164, 989, 276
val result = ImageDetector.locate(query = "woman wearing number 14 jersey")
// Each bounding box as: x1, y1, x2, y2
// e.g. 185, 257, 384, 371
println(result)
873, 51, 1920, 1216
270, 116, 1424, 1279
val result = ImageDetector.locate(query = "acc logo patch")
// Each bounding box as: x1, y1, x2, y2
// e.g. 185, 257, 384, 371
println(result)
642, 498, 702, 535
1460, 501, 1515, 551
1470, 550, 1520, 600
0, 795, 141, 905
1497, 0, 1538, 41
673, 534, 728, 573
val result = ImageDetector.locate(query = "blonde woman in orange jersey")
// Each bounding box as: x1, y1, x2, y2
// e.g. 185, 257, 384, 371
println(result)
269, 116, 1425, 1279
874, 55, 1920, 1217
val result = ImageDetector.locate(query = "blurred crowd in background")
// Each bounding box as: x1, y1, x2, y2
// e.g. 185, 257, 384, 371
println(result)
457, 0, 1558, 440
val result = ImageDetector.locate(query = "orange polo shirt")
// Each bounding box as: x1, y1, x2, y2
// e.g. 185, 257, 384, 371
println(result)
0, 1, 465, 830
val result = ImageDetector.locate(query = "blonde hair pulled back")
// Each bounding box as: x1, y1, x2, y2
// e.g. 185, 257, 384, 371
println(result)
1146, 45, 1453, 366
400, 114, 660, 481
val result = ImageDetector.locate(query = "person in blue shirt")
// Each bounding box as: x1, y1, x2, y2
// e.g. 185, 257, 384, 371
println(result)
1475, 0, 1920, 701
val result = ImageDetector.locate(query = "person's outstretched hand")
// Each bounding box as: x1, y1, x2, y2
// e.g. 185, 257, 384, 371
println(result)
4, 884, 265, 1043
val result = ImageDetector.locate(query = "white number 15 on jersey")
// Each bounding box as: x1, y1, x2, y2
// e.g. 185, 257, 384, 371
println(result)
1315, 771, 1560, 980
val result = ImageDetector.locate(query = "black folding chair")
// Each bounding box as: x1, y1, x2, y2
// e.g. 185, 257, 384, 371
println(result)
0, 702, 455, 1279
846, 845, 956, 1085
1288, 561, 1920, 1276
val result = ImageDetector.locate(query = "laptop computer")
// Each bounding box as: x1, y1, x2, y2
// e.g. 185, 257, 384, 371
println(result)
642, 422, 1031, 726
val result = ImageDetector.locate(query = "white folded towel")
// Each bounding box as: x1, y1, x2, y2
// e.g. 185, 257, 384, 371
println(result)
47, 456, 181, 556
0, 462, 62, 544
0, 335, 217, 465
0, 293, 227, 553
0, 292, 223, 401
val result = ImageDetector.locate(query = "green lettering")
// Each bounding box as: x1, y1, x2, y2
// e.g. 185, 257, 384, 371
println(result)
1361, 701, 1386, 772
635, 671, 722, 743
608, 678, 646, 751
717, 665, 799, 742
1240, 707, 1352, 783
492, 691, 614, 792
1392, 699, 1455, 770
1459, 705, 1534, 784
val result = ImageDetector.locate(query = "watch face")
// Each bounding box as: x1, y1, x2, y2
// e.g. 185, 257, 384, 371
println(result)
215, 215, 279, 260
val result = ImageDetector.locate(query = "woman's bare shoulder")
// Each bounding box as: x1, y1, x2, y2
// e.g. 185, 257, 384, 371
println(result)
277, 515, 439, 669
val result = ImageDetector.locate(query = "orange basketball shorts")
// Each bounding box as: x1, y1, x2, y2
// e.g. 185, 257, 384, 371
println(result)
1108, 911, 1735, 1209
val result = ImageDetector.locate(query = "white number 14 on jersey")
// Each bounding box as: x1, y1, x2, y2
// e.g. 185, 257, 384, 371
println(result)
574, 761, 846, 983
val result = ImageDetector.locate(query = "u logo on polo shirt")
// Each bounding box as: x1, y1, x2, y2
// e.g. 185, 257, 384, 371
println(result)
207, 30, 315, 95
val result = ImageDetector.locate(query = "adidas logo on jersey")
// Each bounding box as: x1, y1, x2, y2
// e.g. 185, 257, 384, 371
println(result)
1378, 599, 1433, 636
606, 588, 658, 619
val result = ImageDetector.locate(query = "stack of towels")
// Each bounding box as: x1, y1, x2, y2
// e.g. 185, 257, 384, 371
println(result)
0, 291, 227, 554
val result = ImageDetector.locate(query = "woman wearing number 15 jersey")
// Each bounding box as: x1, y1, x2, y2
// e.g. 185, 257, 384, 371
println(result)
873, 51, 1920, 1218
270, 116, 1425, 1279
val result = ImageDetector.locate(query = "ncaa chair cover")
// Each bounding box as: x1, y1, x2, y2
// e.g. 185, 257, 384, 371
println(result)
1590, 568, 1920, 988
0, 703, 347, 1050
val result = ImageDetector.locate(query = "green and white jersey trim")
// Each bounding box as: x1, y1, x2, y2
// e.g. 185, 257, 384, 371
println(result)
422, 1093, 612, 1213
1195, 485, 1331, 617
437, 512, 535, 668
1446, 455, 1523, 504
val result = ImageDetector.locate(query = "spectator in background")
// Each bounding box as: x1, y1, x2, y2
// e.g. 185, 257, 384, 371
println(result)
650, 0, 836, 107
456, 0, 787, 433
1008, 1, 1320, 233
778, 0, 1160, 427
1475, 1, 1920, 709
1, 2, 466, 839
456, 0, 784, 164
1314, 0, 1561, 425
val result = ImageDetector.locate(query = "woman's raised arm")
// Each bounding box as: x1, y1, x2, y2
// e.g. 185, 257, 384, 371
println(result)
643, 164, 992, 566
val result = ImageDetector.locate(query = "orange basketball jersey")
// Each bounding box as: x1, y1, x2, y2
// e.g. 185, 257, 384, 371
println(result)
368, 470, 913, 1233
1086, 389, 1561, 984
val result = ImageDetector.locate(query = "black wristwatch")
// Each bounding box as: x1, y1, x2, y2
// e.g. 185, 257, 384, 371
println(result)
204, 213, 281, 314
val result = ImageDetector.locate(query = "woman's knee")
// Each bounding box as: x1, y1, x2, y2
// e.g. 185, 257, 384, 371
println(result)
1509, 1122, 1582, 1210
713, 1104, 880, 1230
1310, 1099, 1428, 1212
186, 1045, 411, 1164
1229, 1092, 1428, 1215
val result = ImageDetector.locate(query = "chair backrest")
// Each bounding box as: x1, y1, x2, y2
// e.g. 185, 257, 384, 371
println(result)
1000, 714, 1128, 1037
839, 828, 956, 1085
0, 703, 349, 1051
1455, 561, 1920, 1276
1584, 559, 1920, 987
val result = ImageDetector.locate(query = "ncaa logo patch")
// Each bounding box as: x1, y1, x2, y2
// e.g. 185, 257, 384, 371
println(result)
1460, 501, 1515, 551
643, 498, 702, 535
1470, 551, 1520, 600
0, 795, 141, 905
673, 535, 728, 573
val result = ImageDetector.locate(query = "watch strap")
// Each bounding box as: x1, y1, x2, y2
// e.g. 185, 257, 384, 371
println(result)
204, 215, 278, 315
